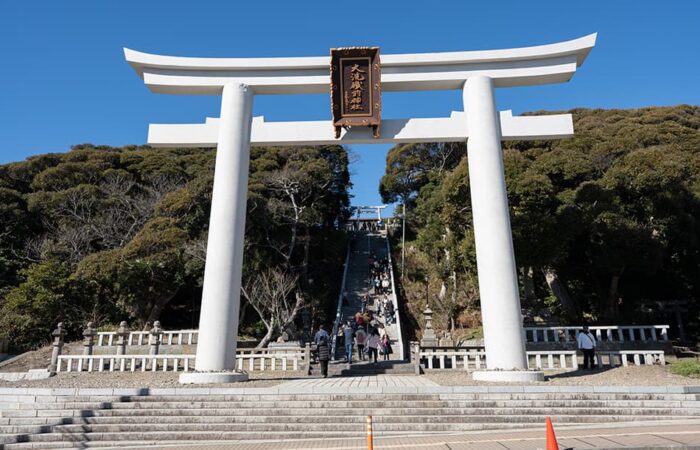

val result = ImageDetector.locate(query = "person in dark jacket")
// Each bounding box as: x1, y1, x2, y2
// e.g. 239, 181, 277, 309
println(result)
343, 321, 355, 363
317, 336, 331, 378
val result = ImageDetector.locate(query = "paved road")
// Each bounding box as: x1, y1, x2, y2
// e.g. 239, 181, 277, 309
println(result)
139, 420, 700, 450
278, 374, 438, 390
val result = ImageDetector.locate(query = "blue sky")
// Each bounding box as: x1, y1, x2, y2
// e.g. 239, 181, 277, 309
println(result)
1, 1, 699, 216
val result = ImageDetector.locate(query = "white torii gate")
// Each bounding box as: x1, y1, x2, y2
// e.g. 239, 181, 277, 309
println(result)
125, 34, 596, 383
354, 205, 387, 221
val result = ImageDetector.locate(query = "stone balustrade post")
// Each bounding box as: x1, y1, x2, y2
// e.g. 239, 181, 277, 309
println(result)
82, 322, 96, 355
149, 321, 163, 356
410, 341, 420, 365
49, 322, 66, 374
115, 321, 129, 355
304, 342, 311, 375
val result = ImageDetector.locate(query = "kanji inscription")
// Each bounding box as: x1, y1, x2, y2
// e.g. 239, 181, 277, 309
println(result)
331, 47, 381, 138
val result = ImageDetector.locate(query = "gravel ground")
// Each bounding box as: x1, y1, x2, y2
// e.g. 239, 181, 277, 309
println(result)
0, 346, 58, 372
0, 371, 307, 388
424, 365, 700, 386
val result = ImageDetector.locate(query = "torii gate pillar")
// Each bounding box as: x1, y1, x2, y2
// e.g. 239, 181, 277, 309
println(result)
465, 77, 533, 381
180, 83, 253, 383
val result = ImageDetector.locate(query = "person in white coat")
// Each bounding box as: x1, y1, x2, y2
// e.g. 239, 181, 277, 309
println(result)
577, 325, 597, 369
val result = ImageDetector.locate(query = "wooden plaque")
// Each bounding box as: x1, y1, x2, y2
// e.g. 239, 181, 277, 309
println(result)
330, 47, 381, 138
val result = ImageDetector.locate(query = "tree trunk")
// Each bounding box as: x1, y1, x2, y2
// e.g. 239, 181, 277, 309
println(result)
606, 270, 624, 320
301, 228, 311, 286
256, 317, 276, 350
542, 267, 579, 319
144, 290, 178, 328
238, 298, 250, 328
522, 266, 536, 301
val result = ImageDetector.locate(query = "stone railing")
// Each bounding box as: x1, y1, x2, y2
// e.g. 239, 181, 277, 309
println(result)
235, 349, 306, 372
524, 325, 670, 344
419, 349, 486, 370
96, 329, 198, 346
57, 354, 196, 373
47, 322, 311, 374
527, 351, 579, 370
56, 347, 309, 374
415, 346, 664, 372
596, 350, 666, 367
385, 236, 405, 360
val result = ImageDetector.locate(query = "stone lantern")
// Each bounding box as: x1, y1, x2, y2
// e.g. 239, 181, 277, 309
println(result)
82, 322, 97, 355
115, 321, 129, 355
420, 304, 438, 347
49, 322, 66, 374
149, 321, 164, 356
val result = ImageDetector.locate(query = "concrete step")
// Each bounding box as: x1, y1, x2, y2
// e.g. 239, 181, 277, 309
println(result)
4, 398, 698, 412
4, 410, 700, 436
0, 426, 547, 449
4, 405, 700, 420
3, 388, 698, 447
6, 416, 698, 445
4, 392, 696, 403
3, 395, 697, 410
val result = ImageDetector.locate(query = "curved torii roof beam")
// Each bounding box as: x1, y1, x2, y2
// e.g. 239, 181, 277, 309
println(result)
125, 34, 596, 95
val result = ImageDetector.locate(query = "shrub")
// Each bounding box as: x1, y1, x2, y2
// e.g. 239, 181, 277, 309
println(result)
670, 359, 700, 378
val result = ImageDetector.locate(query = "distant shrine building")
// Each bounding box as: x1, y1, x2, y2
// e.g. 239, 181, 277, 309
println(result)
125, 34, 596, 383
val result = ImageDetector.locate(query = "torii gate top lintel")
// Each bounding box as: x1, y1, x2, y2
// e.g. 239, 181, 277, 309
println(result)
352, 205, 387, 220
124, 33, 596, 95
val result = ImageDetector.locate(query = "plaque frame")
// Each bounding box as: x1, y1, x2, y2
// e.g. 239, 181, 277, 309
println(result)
330, 47, 381, 139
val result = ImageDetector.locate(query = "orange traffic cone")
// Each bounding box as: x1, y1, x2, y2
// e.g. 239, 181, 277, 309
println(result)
546, 416, 559, 450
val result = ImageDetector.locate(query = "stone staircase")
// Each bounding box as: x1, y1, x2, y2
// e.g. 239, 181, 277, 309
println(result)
310, 360, 417, 376
335, 231, 402, 364
1, 388, 699, 448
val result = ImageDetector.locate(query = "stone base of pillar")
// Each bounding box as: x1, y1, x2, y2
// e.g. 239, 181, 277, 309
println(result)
179, 371, 249, 384
472, 370, 544, 382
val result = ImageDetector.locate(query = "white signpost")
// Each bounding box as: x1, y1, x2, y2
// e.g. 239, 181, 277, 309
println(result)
126, 34, 596, 383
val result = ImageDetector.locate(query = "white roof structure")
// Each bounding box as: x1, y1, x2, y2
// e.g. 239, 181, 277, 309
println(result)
125, 34, 596, 95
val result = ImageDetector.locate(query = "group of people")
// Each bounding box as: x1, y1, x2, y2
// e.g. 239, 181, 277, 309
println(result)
340, 320, 392, 364
369, 253, 391, 295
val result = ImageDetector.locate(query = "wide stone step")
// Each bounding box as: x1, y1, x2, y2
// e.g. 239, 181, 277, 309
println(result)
7, 416, 696, 444
5, 411, 700, 437
0, 398, 700, 411
3, 392, 695, 403
5, 398, 696, 412
5, 403, 700, 420
34, 399, 700, 410
0, 426, 544, 449
5, 399, 698, 414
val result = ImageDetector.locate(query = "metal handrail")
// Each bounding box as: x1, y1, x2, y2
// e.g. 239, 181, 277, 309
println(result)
330, 242, 351, 360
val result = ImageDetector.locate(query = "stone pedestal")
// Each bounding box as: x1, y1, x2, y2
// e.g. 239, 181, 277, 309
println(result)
179, 372, 249, 384
473, 370, 544, 382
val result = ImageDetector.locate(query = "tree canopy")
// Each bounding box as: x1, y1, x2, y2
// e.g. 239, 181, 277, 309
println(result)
382, 105, 700, 339
0, 144, 350, 350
